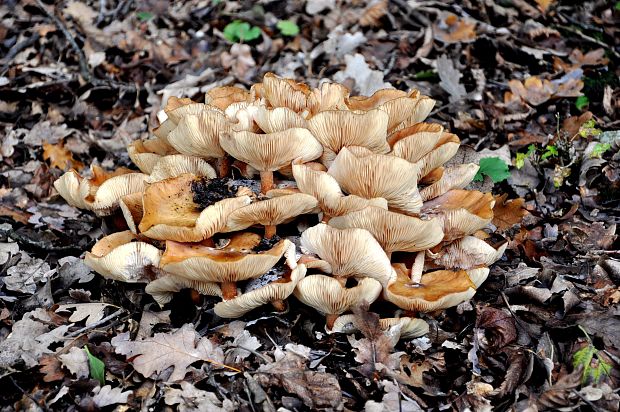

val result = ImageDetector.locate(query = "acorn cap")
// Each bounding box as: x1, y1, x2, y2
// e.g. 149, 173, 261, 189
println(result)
388, 123, 444, 163
147, 154, 217, 183
421, 190, 495, 242
293, 275, 382, 316
429, 236, 507, 270
84, 231, 161, 283
166, 111, 229, 159
146, 276, 222, 307
384, 263, 490, 312
300, 223, 392, 285
138, 174, 251, 242
328, 147, 423, 215
159, 237, 292, 283
328, 206, 444, 254
292, 159, 388, 217
330, 314, 430, 339
307, 109, 390, 165
219, 128, 323, 172
419, 163, 479, 201
224, 193, 319, 232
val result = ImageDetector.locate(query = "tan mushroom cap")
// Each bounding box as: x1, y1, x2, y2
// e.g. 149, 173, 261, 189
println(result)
146, 276, 222, 307
346, 89, 410, 111
307, 109, 390, 165
307, 81, 350, 113
328, 147, 423, 215
420, 163, 479, 201
214, 245, 305, 318
388, 123, 444, 163
415, 133, 461, 178
253, 106, 308, 133
138, 174, 251, 242
128, 137, 178, 174
329, 206, 444, 254
294, 275, 382, 316
166, 111, 230, 159
421, 190, 495, 242
429, 236, 507, 270
388, 96, 436, 133
330, 314, 430, 339
224, 193, 319, 232
165, 102, 211, 124
292, 159, 388, 217
300, 224, 393, 285
54, 166, 131, 210
204, 86, 250, 111
262, 72, 312, 113
160, 238, 292, 283
84, 231, 161, 283
219, 128, 323, 172
147, 154, 217, 183
119, 192, 143, 234
384, 263, 490, 312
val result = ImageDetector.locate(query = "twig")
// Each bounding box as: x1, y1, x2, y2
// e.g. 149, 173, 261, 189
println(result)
555, 25, 620, 59
65, 308, 124, 338
571, 389, 604, 412
228, 345, 272, 363
0, 33, 40, 76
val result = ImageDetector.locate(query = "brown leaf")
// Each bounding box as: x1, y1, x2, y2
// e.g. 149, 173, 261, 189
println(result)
477, 307, 517, 351
492, 194, 528, 231
360, 0, 388, 27
42, 141, 84, 171
537, 369, 581, 409
433, 12, 477, 44
535, 0, 556, 12
569, 48, 609, 67
507, 77, 554, 106
494, 350, 533, 398
0, 204, 32, 225
39, 354, 65, 382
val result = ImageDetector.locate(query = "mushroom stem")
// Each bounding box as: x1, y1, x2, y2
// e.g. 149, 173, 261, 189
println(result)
260, 170, 274, 194
217, 156, 230, 178
264, 224, 277, 239
221, 281, 238, 300
271, 299, 286, 311
326, 313, 339, 330
410, 252, 424, 284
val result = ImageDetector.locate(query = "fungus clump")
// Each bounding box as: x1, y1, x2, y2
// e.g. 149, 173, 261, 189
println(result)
54, 73, 508, 340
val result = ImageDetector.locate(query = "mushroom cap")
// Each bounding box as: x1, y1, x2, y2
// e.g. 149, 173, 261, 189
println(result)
219, 128, 323, 172
128, 137, 178, 174
152, 118, 177, 140
328, 147, 423, 215
328, 206, 444, 254
346, 89, 410, 111
214, 247, 305, 318
147, 154, 217, 183
419, 163, 479, 201
300, 224, 393, 285
165, 102, 210, 124
84, 231, 161, 283
224, 193, 319, 232
414, 133, 461, 178
388, 123, 444, 163
145, 276, 222, 307
119, 192, 143, 234
330, 315, 430, 339
292, 159, 388, 217
421, 190, 495, 242
253, 106, 308, 133
262, 72, 312, 113
429, 236, 507, 270
90, 173, 148, 215
388, 96, 436, 133
204, 86, 250, 110
160, 238, 293, 283
384, 263, 490, 312
293, 275, 382, 316
139, 174, 251, 242
307, 81, 350, 113
166, 111, 229, 159
306, 109, 390, 166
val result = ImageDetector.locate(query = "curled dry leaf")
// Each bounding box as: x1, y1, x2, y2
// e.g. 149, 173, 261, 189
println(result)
492, 194, 528, 231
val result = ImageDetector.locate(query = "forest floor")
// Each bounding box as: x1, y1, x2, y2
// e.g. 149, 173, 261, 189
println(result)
0, 0, 619, 411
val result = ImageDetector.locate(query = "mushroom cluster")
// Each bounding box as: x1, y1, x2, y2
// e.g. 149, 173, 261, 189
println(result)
54, 73, 506, 339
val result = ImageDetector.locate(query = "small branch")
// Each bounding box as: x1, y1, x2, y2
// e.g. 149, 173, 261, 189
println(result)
65, 308, 124, 338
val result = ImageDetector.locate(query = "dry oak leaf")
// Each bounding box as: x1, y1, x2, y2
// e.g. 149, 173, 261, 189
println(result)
492, 194, 528, 231
111, 324, 230, 382
569, 48, 609, 67
39, 354, 66, 382
43, 141, 84, 171
507, 77, 555, 106
164, 381, 235, 412
535, 0, 556, 12
433, 12, 477, 44
92, 385, 132, 408
360, 0, 388, 27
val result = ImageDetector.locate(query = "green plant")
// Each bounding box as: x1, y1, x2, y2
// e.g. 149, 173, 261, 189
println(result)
136, 11, 154, 22
578, 119, 602, 138
575, 95, 589, 111
590, 142, 611, 158
473, 157, 511, 183
572, 327, 612, 384
84, 345, 105, 385
223, 20, 262, 43
276, 20, 300, 36
515, 144, 537, 169
540, 145, 558, 161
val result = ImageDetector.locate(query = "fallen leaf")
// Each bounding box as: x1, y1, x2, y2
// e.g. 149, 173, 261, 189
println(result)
164, 381, 235, 412
39, 354, 65, 382
221, 44, 256, 83
437, 55, 467, 102
492, 194, 529, 231
333, 53, 393, 96
433, 12, 477, 44
535, 0, 556, 12
112, 323, 229, 382
569, 48, 609, 67
42, 141, 84, 171
360, 0, 388, 27
92, 385, 132, 408
476, 307, 517, 352
59, 346, 89, 379
56, 303, 113, 326
365, 380, 423, 411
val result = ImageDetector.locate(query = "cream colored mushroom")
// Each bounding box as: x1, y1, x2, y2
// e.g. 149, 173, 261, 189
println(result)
388, 123, 444, 163
428, 236, 507, 270
127, 137, 178, 174
146, 276, 222, 307
146, 154, 217, 183
330, 314, 430, 339
419, 164, 479, 201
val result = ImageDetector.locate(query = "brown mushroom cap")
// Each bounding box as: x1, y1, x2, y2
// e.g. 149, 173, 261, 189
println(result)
419, 163, 479, 201
119, 192, 143, 234
330, 314, 430, 339
293, 275, 382, 317
346, 89, 410, 111
128, 137, 178, 174
165, 102, 211, 124
262, 72, 312, 113
84, 231, 161, 283
166, 111, 230, 159
300, 224, 393, 285
328, 147, 423, 215
421, 190, 495, 242
306, 109, 390, 166
414, 133, 461, 178
384, 263, 489, 312
146, 276, 222, 307
253, 106, 308, 133
159, 238, 292, 283
307, 81, 350, 113
387, 96, 436, 133
429, 236, 507, 270
147, 154, 217, 183
224, 193, 319, 232
388, 123, 444, 163
204, 86, 250, 110
328, 206, 444, 254
292, 159, 388, 217
219, 128, 323, 173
